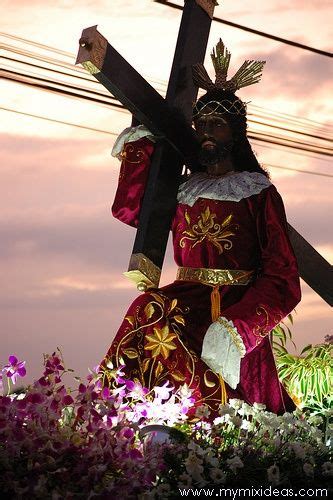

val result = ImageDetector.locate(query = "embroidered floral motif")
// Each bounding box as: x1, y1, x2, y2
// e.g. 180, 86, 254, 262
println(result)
145, 326, 177, 359
120, 143, 145, 164
102, 291, 223, 409
253, 305, 270, 346
179, 207, 238, 254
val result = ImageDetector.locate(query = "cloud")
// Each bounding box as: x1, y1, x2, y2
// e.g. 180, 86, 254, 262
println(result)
241, 48, 333, 104
0, 207, 135, 269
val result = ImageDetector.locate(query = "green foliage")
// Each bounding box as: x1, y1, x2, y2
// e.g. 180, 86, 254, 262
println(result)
272, 313, 332, 423
271, 313, 296, 356
276, 342, 332, 415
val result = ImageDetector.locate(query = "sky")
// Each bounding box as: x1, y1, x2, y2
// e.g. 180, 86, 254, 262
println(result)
1, 0, 332, 385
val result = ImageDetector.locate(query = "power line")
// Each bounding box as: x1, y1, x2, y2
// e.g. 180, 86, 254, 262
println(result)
5, 53, 332, 143
0, 32, 73, 58
2, 105, 332, 179
2, 55, 94, 85
251, 104, 333, 132
2, 71, 126, 112
265, 164, 333, 178
0, 106, 119, 136
3, 69, 332, 158
154, 0, 333, 58
248, 130, 332, 154
251, 140, 332, 164
3, 36, 332, 137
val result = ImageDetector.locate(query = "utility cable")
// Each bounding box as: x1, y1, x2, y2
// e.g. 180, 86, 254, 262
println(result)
0, 106, 118, 136
3, 69, 332, 154
153, 0, 333, 57
2, 105, 333, 179
2, 37, 332, 135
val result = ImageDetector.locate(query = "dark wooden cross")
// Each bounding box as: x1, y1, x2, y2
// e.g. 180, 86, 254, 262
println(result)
76, 0, 333, 306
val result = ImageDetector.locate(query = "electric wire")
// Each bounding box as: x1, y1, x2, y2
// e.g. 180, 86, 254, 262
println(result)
2, 34, 332, 172
153, 0, 333, 57
2, 36, 332, 135
0, 106, 118, 136
2, 45, 332, 141
251, 140, 332, 164
2, 105, 332, 179
4, 53, 332, 143
264, 164, 333, 178
4, 69, 332, 158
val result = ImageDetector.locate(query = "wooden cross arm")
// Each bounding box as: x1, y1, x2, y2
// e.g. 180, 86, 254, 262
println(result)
288, 224, 333, 306
76, 25, 198, 165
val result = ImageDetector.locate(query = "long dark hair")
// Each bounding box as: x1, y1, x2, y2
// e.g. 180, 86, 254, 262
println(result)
192, 89, 269, 178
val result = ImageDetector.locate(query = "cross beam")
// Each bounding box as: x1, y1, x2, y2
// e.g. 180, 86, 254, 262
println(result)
76, 0, 214, 290
76, 7, 333, 307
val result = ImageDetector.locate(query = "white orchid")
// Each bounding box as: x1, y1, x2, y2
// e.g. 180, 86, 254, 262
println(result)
210, 468, 226, 484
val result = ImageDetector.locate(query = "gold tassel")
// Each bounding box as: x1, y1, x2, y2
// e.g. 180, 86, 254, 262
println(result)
210, 285, 221, 322
211, 285, 228, 405
219, 375, 227, 405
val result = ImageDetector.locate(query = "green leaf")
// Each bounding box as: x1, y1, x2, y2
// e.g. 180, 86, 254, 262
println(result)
300, 344, 313, 355
286, 326, 293, 340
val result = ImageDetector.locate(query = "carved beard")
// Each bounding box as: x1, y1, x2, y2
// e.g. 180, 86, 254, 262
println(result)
198, 140, 234, 168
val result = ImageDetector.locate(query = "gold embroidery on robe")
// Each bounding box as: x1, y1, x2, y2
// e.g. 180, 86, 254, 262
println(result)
179, 207, 238, 254
118, 144, 146, 183
101, 291, 222, 409
145, 326, 177, 359
120, 143, 145, 164
253, 304, 270, 345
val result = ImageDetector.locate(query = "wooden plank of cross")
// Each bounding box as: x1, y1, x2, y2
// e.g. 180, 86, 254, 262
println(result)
76, 0, 214, 289
75, 0, 333, 306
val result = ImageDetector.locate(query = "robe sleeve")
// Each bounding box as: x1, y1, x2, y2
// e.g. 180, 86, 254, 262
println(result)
111, 137, 155, 228
221, 184, 301, 354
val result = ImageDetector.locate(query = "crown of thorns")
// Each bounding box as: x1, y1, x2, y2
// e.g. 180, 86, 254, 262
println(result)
192, 99, 247, 119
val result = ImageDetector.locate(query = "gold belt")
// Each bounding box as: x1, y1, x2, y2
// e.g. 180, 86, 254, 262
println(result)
176, 267, 254, 286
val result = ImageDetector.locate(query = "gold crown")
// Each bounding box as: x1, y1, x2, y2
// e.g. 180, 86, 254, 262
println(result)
192, 39, 265, 93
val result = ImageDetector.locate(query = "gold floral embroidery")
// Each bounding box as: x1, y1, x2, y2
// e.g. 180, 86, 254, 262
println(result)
118, 144, 146, 182
145, 326, 177, 359
179, 207, 238, 254
120, 144, 145, 164
253, 305, 270, 346
102, 291, 223, 410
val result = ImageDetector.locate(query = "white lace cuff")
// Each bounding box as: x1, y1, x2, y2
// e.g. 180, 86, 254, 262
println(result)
201, 317, 245, 390
217, 317, 246, 357
112, 125, 156, 159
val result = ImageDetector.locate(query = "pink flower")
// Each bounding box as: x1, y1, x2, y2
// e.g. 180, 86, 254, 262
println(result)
3, 355, 26, 384
62, 394, 74, 406
78, 383, 87, 394
153, 381, 174, 401
125, 380, 149, 400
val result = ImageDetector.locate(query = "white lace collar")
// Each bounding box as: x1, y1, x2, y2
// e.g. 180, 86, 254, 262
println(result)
177, 171, 271, 206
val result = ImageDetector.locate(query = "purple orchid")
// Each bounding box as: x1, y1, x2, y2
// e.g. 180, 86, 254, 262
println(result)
3, 355, 26, 384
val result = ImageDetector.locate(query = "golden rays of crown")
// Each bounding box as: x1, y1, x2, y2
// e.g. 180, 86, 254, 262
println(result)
192, 39, 266, 93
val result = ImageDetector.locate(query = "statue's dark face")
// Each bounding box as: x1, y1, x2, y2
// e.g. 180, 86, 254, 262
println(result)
194, 112, 233, 168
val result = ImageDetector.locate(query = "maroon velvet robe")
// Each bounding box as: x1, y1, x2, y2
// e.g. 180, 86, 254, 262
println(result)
101, 138, 301, 415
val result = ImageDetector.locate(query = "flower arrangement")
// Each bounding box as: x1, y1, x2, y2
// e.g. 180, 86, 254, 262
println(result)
0, 352, 331, 498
